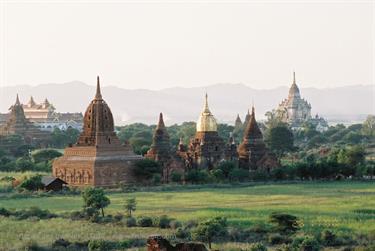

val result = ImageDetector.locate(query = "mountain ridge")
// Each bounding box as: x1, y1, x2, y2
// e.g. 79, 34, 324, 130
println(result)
0, 82, 373, 125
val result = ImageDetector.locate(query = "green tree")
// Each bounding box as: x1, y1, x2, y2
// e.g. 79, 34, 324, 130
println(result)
31, 149, 62, 163
192, 217, 228, 249
133, 159, 162, 180
82, 188, 110, 217
124, 197, 136, 217
266, 125, 294, 157
362, 115, 375, 137
338, 146, 365, 167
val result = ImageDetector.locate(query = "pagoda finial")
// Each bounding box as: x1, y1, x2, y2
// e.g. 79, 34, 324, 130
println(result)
95, 76, 102, 100
157, 112, 165, 129
293, 71, 296, 85
203, 93, 210, 113
15, 94, 20, 105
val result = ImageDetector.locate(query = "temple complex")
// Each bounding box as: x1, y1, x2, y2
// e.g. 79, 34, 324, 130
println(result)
52, 77, 142, 187
276, 72, 312, 128
0, 96, 83, 131
145, 113, 185, 182
238, 106, 279, 171
0, 95, 50, 145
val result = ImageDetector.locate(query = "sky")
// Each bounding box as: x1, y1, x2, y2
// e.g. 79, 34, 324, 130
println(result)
0, 0, 374, 90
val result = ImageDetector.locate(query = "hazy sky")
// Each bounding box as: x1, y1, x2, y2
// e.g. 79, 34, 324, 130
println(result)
0, 0, 374, 90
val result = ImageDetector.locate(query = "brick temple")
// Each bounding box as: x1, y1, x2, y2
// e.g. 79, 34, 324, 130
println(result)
238, 106, 279, 171
52, 77, 142, 187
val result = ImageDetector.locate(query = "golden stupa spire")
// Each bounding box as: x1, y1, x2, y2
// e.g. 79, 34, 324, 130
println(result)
196, 93, 217, 132
203, 93, 210, 113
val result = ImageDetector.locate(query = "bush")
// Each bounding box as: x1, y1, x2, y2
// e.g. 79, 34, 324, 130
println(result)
322, 230, 337, 246
171, 171, 182, 183
88, 240, 115, 251
269, 212, 301, 234
300, 237, 320, 251
249, 242, 267, 251
125, 216, 137, 227
185, 170, 211, 184
18, 175, 44, 191
169, 220, 182, 229
269, 233, 290, 245
133, 159, 162, 180
0, 207, 11, 217
137, 216, 153, 227
175, 227, 191, 239
158, 215, 172, 229
291, 236, 320, 251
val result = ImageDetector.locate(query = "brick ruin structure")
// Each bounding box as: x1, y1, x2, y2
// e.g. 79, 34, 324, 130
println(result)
238, 106, 279, 172
177, 94, 237, 169
145, 113, 185, 182
0, 94, 50, 146
52, 77, 142, 187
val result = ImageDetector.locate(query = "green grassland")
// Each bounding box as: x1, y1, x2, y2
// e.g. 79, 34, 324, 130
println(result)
0, 181, 374, 250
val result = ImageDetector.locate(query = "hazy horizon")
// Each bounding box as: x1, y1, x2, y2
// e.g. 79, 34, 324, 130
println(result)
1, 1, 374, 90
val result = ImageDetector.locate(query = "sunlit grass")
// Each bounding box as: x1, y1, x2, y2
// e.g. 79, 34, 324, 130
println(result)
0, 181, 374, 249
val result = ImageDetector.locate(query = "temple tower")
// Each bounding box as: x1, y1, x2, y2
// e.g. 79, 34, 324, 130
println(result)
238, 106, 278, 171
53, 76, 142, 187
188, 94, 225, 169
145, 113, 172, 164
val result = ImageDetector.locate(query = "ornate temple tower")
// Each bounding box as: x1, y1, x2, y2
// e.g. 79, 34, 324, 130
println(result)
276, 72, 312, 127
188, 94, 225, 169
0, 95, 49, 145
145, 113, 171, 164
238, 106, 278, 171
52, 77, 142, 187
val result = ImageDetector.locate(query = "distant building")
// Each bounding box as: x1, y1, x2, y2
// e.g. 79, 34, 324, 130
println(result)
234, 114, 242, 129
276, 72, 311, 127
238, 106, 279, 172
52, 77, 142, 187
0, 95, 50, 146
0, 96, 83, 132
276, 72, 328, 131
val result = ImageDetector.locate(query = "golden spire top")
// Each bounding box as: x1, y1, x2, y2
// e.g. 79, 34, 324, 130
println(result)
95, 76, 103, 100
196, 93, 218, 132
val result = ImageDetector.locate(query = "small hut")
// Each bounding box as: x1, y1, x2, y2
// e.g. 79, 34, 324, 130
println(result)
41, 176, 67, 191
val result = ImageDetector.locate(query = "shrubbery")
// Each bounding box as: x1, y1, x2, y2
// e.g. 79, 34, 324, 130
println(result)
137, 216, 153, 227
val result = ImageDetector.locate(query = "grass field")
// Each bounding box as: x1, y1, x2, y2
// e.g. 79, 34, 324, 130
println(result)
0, 181, 374, 250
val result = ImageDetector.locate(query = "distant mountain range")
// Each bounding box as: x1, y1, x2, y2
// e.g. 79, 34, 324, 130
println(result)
0, 82, 373, 125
